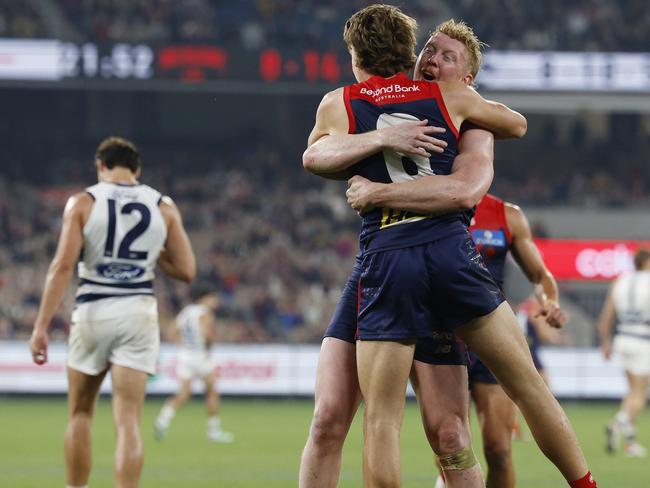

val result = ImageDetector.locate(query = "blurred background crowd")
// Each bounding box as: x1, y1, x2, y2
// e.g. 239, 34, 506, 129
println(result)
0, 0, 648, 346
2, 0, 649, 51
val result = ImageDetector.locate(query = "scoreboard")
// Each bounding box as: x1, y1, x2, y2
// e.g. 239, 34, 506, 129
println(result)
1, 39, 649, 91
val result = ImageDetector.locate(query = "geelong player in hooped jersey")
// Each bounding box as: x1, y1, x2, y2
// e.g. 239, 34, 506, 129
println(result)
29, 137, 195, 488
303, 5, 596, 488
154, 286, 234, 443
598, 248, 650, 458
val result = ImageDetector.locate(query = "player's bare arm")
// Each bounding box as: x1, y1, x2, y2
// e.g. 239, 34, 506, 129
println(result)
158, 196, 196, 283
506, 203, 566, 328
199, 312, 217, 348
303, 88, 448, 179
30, 192, 93, 364
346, 126, 494, 214
595, 286, 617, 360
440, 80, 527, 139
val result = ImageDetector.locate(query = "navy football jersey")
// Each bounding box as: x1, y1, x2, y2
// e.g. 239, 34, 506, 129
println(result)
344, 73, 470, 253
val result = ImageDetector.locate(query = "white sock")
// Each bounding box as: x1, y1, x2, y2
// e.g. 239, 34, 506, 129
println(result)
207, 416, 221, 431
157, 405, 176, 427
67, 485, 88, 488
615, 410, 631, 425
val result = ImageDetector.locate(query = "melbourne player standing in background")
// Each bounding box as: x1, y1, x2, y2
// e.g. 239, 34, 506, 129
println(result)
439, 193, 568, 488
155, 285, 233, 443
29, 137, 196, 488
598, 248, 650, 458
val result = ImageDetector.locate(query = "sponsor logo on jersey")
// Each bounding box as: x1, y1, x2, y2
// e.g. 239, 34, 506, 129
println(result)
360, 84, 421, 97
96, 263, 145, 281
471, 229, 506, 247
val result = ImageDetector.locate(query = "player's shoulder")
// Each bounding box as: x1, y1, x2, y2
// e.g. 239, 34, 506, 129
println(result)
65, 190, 95, 215
319, 87, 345, 109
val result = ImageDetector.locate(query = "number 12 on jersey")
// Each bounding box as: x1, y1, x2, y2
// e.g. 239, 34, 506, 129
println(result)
103, 199, 151, 260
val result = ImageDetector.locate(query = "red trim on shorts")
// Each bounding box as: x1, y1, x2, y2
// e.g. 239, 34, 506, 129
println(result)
457, 336, 471, 365
430, 83, 459, 139
355, 276, 362, 340
343, 85, 356, 134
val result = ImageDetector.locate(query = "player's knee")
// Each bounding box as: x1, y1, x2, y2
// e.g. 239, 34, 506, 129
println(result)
310, 406, 349, 449
431, 416, 469, 455
483, 442, 512, 471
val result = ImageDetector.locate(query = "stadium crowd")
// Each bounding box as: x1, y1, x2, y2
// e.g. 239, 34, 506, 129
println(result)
1, 129, 648, 344
1, 0, 648, 52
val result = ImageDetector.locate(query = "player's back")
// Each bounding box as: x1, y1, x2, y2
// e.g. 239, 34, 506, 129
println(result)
344, 73, 466, 253
177, 304, 210, 351
469, 194, 512, 287
612, 270, 650, 338
74, 181, 167, 319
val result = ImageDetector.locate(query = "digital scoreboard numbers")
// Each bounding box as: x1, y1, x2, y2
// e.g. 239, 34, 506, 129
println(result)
60, 43, 155, 79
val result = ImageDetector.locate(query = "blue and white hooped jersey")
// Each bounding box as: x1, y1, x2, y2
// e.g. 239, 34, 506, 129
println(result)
76, 182, 167, 304
612, 270, 650, 340
343, 73, 469, 254
177, 304, 211, 351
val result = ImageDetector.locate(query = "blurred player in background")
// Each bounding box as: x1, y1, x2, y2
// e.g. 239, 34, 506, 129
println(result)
154, 285, 233, 443
598, 248, 650, 458
29, 137, 196, 488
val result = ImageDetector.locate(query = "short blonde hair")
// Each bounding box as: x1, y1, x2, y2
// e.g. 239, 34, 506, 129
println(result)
343, 4, 418, 77
433, 19, 486, 78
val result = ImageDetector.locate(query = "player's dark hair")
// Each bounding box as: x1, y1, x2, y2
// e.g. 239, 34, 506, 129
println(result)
190, 282, 215, 302
633, 248, 650, 270
343, 4, 417, 77
95, 136, 141, 172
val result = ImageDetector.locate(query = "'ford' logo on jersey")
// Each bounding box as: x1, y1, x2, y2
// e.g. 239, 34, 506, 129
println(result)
96, 263, 145, 281
471, 229, 506, 247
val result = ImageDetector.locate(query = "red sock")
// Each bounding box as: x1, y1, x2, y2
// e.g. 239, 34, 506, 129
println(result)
569, 471, 597, 488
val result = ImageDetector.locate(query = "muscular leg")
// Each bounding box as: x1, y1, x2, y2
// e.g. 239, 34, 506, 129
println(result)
203, 371, 219, 418
65, 367, 108, 487
472, 383, 517, 488
154, 378, 191, 438
111, 364, 148, 488
357, 340, 415, 488
411, 363, 484, 488
622, 371, 649, 424
299, 338, 363, 488
456, 302, 589, 482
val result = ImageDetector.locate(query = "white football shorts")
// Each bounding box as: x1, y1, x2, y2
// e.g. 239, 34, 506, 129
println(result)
176, 349, 215, 380
613, 334, 650, 376
67, 312, 160, 376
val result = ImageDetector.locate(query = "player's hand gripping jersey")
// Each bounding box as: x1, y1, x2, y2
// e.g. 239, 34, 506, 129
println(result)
344, 72, 471, 253
74, 182, 167, 319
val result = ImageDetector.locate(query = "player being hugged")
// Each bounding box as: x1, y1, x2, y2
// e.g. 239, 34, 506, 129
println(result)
155, 285, 233, 443
29, 137, 195, 488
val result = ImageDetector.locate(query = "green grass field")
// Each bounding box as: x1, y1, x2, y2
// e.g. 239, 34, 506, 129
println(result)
1, 397, 648, 487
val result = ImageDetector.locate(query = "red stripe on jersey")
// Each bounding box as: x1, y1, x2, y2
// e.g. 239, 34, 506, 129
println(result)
474, 194, 513, 246
343, 85, 356, 134
430, 82, 459, 139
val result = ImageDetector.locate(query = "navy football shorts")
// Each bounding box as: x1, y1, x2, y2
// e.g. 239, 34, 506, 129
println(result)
323, 254, 468, 365
357, 229, 505, 341
468, 346, 543, 386
323, 254, 362, 344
